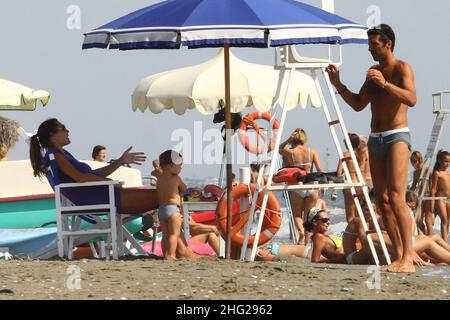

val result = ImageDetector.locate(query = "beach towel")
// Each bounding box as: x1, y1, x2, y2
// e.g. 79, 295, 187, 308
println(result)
143, 240, 215, 257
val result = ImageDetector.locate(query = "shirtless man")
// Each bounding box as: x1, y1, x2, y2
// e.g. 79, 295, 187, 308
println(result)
326, 24, 419, 273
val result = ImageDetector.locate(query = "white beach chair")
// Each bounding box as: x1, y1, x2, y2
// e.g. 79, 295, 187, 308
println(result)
45, 152, 151, 260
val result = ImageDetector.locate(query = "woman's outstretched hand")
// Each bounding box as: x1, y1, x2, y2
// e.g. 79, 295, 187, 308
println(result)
119, 146, 147, 166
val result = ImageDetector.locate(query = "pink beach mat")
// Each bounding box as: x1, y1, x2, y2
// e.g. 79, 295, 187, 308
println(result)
143, 239, 215, 257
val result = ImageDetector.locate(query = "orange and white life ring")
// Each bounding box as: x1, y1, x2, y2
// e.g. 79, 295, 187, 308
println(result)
215, 183, 281, 247
239, 112, 280, 154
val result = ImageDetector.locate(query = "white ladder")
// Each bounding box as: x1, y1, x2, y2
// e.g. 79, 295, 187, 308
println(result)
276, 155, 299, 243
240, 46, 391, 266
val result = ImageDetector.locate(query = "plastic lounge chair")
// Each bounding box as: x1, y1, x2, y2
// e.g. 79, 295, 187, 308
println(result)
45, 151, 151, 260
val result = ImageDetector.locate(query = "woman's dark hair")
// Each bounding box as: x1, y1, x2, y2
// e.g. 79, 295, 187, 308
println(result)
349, 133, 360, 149
434, 150, 450, 171
303, 209, 324, 232
30, 118, 62, 178
92, 145, 106, 160
303, 220, 314, 232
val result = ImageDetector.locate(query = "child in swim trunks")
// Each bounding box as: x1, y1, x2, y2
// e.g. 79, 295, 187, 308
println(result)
156, 150, 189, 260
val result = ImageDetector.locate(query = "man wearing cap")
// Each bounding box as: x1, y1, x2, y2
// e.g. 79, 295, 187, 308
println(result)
326, 24, 419, 273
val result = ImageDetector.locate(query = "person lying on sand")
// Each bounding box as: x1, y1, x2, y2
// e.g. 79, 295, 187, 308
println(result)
255, 242, 317, 262
342, 193, 389, 265
303, 208, 347, 264
406, 191, 450, 265
352, 192, 450, 266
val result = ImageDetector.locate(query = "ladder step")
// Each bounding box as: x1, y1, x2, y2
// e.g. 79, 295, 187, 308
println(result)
328, 120, 340, 126
340, 156, 352, 162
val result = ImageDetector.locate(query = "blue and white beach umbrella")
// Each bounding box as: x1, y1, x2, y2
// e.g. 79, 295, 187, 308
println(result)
83, 0, 367, 50
83, 0, 367, 259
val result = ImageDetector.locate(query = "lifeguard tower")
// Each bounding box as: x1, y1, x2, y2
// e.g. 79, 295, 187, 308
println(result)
237, 40, 391, 265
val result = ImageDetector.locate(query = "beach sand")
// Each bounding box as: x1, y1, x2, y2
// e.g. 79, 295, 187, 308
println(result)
0, 255, 449, 300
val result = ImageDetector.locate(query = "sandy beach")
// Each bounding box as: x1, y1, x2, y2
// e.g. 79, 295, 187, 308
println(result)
1, 255, 448, 301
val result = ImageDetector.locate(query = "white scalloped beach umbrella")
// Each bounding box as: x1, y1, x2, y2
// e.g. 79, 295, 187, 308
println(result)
0, 78, 50, 111
132, 49, 321, 115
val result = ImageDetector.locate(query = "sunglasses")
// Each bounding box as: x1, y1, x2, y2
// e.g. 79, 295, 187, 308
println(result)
315, 217, 330, 223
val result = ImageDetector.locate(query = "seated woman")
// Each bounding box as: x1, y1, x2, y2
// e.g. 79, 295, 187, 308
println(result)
303, 208, 347, 264
29, 118, 159, 215
342, 195, 388, 265
352, 192, 450, 266
188, 216, 221, 256
406, 191, 450, 265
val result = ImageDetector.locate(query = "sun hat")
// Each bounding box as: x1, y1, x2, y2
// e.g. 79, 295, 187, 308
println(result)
307, 207, 326, 224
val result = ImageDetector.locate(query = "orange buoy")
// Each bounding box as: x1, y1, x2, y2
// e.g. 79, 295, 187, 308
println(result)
216, 183, 281, 247
239, 112, 280, 154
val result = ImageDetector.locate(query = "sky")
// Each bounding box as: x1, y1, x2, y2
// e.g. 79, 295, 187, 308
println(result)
2, 0, 450, 180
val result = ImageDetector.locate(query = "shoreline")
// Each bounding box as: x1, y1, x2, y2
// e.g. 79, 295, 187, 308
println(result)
1, 256, 448, 300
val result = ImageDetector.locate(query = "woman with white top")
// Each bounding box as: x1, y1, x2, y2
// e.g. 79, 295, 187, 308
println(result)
279, 128, 323, 244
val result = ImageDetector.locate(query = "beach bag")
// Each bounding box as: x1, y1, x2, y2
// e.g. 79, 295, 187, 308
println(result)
303, 172, 345, 184
304, 172, 328, 184
272, 167, 307, 184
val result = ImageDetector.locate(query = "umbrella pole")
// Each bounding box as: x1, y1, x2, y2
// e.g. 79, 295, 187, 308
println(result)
224, 44, 233, 260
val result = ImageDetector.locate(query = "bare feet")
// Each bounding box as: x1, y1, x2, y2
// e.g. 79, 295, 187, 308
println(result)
183, 251, 202, 260
381, 259, 400, 272
383, 258, 416, 273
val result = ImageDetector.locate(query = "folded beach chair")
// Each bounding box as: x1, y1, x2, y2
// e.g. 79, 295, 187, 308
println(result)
45, 151, 151, 260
